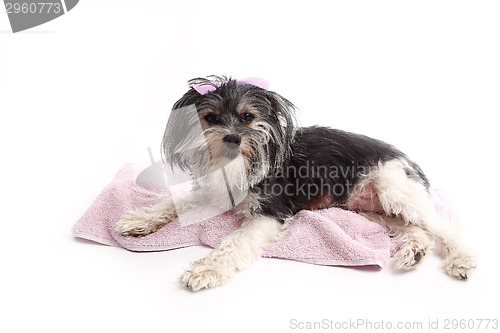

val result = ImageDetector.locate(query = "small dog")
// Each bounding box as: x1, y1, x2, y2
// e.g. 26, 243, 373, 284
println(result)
116, 76, 476, 291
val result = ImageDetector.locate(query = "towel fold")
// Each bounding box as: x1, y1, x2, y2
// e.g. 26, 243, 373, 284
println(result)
73, 164, 457, 268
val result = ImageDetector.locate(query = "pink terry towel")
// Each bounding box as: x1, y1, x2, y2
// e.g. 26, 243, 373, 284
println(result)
73, 164, 458, 268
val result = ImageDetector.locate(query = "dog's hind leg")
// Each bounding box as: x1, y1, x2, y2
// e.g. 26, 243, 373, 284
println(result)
362, 212, 431, 269
349, 159, 477, 279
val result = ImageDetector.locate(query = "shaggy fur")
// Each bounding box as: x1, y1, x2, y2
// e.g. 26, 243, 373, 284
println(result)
115, 76, 476, 290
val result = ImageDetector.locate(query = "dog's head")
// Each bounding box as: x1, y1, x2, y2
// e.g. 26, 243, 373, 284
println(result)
162, 76, 296, 185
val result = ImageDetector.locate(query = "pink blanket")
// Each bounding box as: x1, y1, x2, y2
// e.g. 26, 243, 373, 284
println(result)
73, 164, 457, 268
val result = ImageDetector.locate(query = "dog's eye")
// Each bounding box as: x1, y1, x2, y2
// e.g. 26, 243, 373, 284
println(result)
241, 113, 254, 124
204, 113, 218, 124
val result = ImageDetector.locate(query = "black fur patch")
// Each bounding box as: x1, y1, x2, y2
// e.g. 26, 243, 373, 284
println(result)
254, 126, 430, 221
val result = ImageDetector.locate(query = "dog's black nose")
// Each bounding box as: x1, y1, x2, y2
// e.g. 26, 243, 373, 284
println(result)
223, 134, 241, 147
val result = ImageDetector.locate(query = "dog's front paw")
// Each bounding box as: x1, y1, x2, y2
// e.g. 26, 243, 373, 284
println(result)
115, 209, 170, 237
181, 260, 233, 291
443, 250, 477, 280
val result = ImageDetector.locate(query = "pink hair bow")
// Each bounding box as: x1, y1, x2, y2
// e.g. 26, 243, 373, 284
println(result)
193, 77, 269, 95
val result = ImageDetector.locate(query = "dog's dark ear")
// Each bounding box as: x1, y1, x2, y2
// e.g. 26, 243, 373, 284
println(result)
269, 91, 296, 139
171, 87, 200, 110
161, 88, 201, 171
269, 91, 296, 123
266, 91, 297, 166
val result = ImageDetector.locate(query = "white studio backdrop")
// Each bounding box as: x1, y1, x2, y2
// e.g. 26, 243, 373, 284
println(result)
1, 1, 499, 333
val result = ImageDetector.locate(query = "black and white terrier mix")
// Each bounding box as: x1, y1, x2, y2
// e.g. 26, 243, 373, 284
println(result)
116, 76, 476, 291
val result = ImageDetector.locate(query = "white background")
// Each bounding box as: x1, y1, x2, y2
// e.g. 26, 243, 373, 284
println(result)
1, 1, 499, 332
